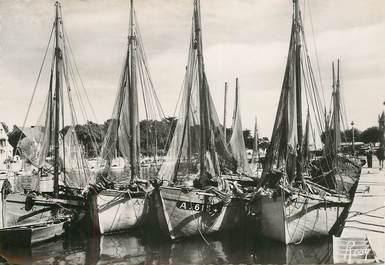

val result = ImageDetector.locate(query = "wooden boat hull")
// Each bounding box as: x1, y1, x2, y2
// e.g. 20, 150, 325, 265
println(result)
3, 193, 84, 227
0, 220, 67, 247
153, 186, 248, 240
260, 191, 350, 244
90, 189, 149, 234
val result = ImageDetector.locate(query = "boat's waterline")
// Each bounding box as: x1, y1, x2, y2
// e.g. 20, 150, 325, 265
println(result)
260, 190, 350, 244
154, 185, 249, 240
90, 189, 151, 234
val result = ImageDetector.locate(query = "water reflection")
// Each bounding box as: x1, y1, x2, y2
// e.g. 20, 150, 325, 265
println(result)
253, 235, 333, 264
0, 229, 333, 264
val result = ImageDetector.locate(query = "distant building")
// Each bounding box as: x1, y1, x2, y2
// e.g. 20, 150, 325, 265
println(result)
0, 122, 13, 171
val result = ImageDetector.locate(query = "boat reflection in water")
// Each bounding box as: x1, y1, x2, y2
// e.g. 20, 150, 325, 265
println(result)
0, 229, 333, 264
253, 235, 333, 264
0, 237, 87, 265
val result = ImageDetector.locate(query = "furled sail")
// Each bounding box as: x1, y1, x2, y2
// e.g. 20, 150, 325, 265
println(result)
18, 87, 55, 170
59, 127, 90, 189
100, 3, 164, 182
251, 117, 259, 167
158, 6, 235, 182
229, 80, 252, 176
302, 110, 310, 164
17, 3, 93, 193
324, 61, 343, 158
100, 48, 136, 164
261, 1, 331, 187
261, 24, 298, 183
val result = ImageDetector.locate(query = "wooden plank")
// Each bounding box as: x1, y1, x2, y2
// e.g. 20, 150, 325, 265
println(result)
339, 157, 385, 262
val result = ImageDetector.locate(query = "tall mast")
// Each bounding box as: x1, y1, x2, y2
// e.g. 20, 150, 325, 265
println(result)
233, 78, 239, 127
194, 0, 208, 176
129, 0, 139, 181
331, 61, 336, 156
223, 82, 228, 139
335, 59, 341, 152
53, 1, 61, 198
294, 0, 303, 180
252, 116, 260, 175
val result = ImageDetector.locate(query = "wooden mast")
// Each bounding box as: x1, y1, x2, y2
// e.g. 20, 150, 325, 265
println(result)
223, 82, 228, 139
252, 116, 260, 175
335, 59, 341, 152
129, 0, 139, 181
331, 61, 336, 156
331, 59, 341, 158
233, 78, 239, 128
194, 0, 208, 176
53, 1, 61, 198
294, 0, 303, 181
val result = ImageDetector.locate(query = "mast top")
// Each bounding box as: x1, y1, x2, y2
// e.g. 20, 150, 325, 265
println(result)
293, 0, 301, 37
129, 0, 135, 42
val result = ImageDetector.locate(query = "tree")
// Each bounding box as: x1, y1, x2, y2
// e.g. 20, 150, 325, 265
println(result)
341, 128, 362, 143
73, 122, 104, 157
320, 129, 343, 144
360, 126, 379, 143
140, 118, 177, 156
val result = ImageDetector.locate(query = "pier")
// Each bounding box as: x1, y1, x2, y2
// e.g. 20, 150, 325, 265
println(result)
337, 158, 385, 263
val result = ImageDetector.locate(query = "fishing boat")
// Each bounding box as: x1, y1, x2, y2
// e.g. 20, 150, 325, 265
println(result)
0, 217, 69, 247
85, 0, 164, 234
152, 0, 255, 240
256, 0, 354, 244
311, 60, 361, 198
0, 1, 92, 241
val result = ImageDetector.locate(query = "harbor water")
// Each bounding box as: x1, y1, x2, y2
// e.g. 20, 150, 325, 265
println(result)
0, 228, 333, 265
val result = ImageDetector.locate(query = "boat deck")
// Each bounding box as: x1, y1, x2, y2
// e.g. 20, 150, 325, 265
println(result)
339, 157, 385, 262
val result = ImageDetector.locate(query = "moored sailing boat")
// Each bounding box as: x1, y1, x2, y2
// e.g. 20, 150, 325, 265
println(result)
256, 0, 353, 244
85, 0, 163, 234
152, 0, 254, 240
0, 2, 92, 241
311, 60, 361, 197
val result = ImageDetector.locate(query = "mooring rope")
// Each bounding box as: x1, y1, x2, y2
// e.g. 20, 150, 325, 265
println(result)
347, 205, 385, 220
345, 219, 385, 228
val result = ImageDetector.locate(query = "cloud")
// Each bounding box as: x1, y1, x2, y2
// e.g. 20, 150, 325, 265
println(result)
0, 0, 384, 137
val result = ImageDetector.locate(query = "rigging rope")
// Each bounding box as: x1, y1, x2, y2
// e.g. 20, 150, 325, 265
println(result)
19, 22, 55, 144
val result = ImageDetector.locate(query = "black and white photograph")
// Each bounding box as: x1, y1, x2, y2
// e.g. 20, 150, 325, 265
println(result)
0, 0, 384, 264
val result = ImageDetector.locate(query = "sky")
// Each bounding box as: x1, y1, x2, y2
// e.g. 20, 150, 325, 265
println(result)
0, 0, 384, 138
